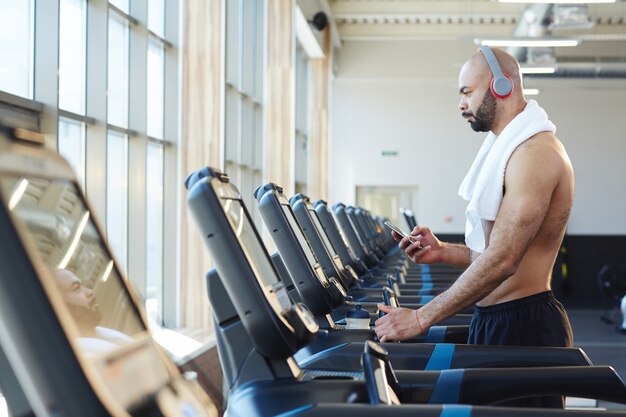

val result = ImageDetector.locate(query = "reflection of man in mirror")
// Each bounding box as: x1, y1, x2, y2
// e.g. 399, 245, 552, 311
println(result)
53, 269, 130, 356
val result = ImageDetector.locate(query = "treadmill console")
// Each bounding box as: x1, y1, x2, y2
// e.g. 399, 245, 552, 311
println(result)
186, 168, 319, 357
0, 134, 215, 416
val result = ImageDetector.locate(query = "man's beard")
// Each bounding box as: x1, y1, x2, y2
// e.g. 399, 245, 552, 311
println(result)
68, 303, 103, 329
463, 90, 497, 132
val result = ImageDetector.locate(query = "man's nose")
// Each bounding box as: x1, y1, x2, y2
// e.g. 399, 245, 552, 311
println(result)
85, 288, 93, 298
459, 97, 467, 111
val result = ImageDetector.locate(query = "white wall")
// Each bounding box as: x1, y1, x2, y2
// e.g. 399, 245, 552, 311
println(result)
330, 41, 626, 235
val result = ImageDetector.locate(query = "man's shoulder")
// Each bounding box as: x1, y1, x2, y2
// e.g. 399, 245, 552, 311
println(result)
506, 132, 568, 186
511, 131, 564, 165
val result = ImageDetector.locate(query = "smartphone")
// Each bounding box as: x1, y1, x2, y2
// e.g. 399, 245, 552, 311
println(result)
383, 220, 420, 247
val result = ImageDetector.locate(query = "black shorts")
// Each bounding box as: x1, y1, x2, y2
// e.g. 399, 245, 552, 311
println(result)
468, 290, 573, 347
468, 290, 574, 408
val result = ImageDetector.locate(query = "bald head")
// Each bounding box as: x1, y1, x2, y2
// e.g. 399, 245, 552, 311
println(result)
458, 47, 528, 134
461, 47, 523, 99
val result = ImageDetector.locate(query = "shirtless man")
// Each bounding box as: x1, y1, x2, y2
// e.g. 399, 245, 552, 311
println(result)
374, 48, 574, 355
53, 269, 131, 356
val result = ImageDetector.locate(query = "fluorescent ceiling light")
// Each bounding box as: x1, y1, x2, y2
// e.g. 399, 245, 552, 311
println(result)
477, 38, 579, 47
295, 6, 324, 59
101, 260, 114, 282
8, 179, 29, 211
500, 0, 614, 3
523, 88, 540, 96
58, 211, 90, 269
520, 67, 556, 74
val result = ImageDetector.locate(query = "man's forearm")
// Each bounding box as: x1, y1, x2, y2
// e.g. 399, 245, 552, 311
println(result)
441, 242, 478, 268
417, 246, 513, 329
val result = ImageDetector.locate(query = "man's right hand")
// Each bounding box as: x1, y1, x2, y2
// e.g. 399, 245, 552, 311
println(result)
392, 226, 445, 264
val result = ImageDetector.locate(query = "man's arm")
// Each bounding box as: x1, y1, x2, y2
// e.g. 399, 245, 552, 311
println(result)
375, 138, 561, 341
395, 229, 478, 268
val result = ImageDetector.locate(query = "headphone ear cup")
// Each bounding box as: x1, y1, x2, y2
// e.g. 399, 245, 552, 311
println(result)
490, 73, 514, 99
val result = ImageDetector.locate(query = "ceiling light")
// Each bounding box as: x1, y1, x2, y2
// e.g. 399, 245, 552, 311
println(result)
58, 211, 90, 269
8, 179, 29, 211
499, 0, 614, 3
520, 67, 556, 74
523, 88, 540, 96
477, 38, 579, 47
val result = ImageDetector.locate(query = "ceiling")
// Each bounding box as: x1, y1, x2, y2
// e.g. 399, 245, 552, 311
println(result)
305, 0, 626, 76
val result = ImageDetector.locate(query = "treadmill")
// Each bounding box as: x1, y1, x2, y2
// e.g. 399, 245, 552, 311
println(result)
252, 182, 470, 343
0, 126, 216, 417
185, 166, 626, 416
288, 192, 470, 326
314, 199, 462, 287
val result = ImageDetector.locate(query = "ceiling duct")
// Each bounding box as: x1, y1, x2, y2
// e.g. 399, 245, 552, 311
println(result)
526, 67, 626, 79
507, 4, 555, 63
550, 5, 594, 30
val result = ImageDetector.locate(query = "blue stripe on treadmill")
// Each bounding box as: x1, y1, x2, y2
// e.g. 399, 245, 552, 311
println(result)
425, 326, 447, 343
420, 282, 433, 291
297, 343, 349, 367
275, 404, 315, 417
425, 343, 455, 370
439, 404, 472, 417
420, 295, 434, 303
429, 369, 465, 404
420, 264, 432, 283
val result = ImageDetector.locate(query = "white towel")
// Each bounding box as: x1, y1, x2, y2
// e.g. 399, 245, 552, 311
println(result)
458, 99, 556, 253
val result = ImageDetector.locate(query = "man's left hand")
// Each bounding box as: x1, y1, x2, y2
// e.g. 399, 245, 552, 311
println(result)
374, 304, 425, 342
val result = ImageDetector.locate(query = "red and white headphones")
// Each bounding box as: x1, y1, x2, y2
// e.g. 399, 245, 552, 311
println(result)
479, 46, 514, 99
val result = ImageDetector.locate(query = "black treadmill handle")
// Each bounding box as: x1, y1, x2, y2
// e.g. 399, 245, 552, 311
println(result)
458, 365, 626, 406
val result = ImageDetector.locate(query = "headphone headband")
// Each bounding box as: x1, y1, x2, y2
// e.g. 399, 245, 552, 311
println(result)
479, 46, 513, 99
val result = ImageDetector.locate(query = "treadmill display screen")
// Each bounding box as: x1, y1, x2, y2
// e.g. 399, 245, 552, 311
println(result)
280, 204, 317, 267
0, 175, 146, 357
222, 198, 280, 287
308, 208, 337, 257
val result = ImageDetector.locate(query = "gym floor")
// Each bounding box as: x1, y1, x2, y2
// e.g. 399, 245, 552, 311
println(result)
568, 309, 626, 410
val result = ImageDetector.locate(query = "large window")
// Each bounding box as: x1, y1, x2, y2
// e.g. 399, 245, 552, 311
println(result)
0, 0, 178, 330
225, 0, 265, 226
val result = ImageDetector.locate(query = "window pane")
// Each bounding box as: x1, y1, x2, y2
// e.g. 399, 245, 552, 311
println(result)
147, 38, 165, 139
295, 47, 308, 193
241, 1, 255, 96
0, 0, 34, 98
146, 143, 164, 323
254, 0, 264, 101
106, 131, 128, 272
108, 0, 128, 14
59, 0, 86, 114
225, 0, 240, 86
224, 88, 240, 163
241, 99, 254, 166
58, 117, 86, 188
295, 47, 308, 133
253, 105, 263, 170
107, 12, 129, 128
148, 0, 165, 38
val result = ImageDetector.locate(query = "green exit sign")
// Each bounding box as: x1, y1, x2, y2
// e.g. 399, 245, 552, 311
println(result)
381, 150, 399, 157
